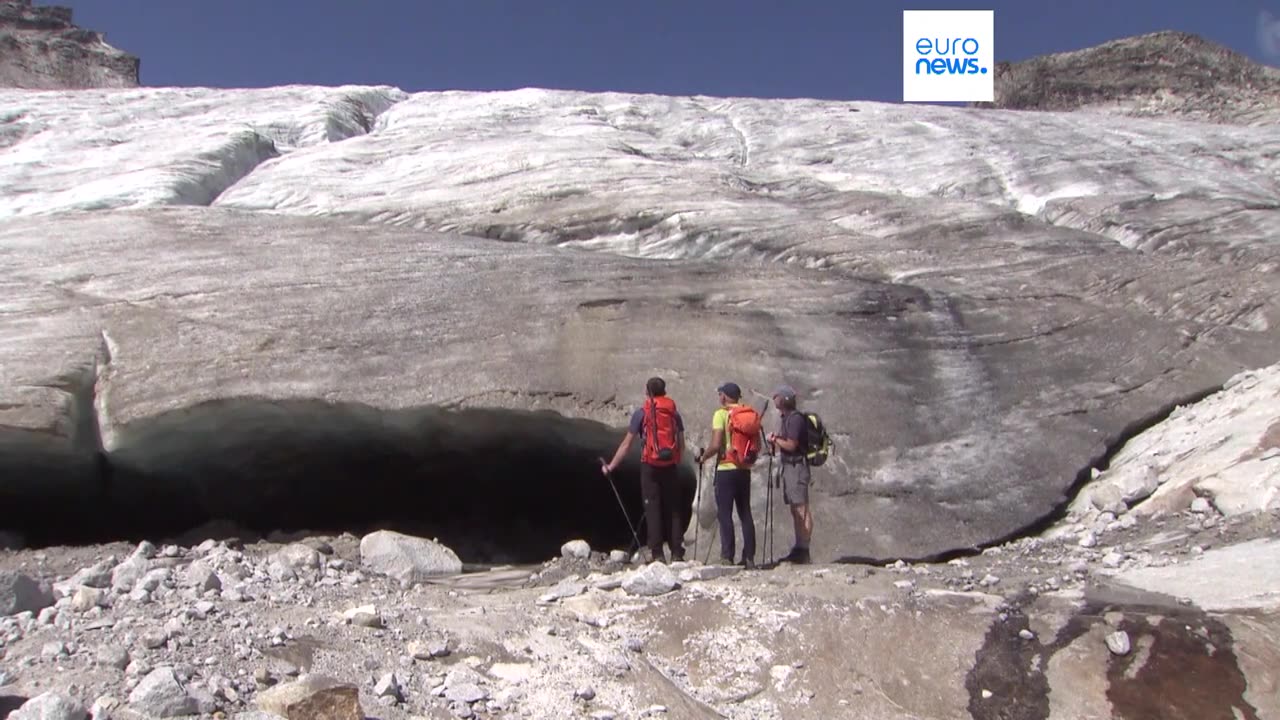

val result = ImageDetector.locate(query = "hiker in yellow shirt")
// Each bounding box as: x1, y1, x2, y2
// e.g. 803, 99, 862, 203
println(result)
694, 383, 760, 569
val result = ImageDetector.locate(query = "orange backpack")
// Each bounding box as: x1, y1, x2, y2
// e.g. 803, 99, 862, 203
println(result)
724, 405, 762, 468
642, 396, 681, 466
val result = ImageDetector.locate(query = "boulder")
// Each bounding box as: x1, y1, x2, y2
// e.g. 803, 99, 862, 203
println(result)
622, 563, 679, 597
359, 530, 461, 584
128, 667, 197, 718
267, 544, 323, 582
7, 692, 87, 720
255, 675, 362, 720
560, 539, 591, 560
0, 572, 54, 617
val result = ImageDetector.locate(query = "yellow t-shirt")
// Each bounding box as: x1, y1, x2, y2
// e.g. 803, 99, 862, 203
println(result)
712, 404, 743, 470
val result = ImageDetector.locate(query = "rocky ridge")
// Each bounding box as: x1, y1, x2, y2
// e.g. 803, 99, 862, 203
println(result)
0, 1, 138, 89
977, 30, 1280, 125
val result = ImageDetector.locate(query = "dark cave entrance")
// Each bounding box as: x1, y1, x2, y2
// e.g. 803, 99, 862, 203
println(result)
0, 398, 696, 565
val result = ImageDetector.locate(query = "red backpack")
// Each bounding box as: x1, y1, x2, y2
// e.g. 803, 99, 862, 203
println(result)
724, 405, 762, 468
641, 396, 681, 466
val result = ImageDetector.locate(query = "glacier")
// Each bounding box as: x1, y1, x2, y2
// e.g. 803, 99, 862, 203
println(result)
1, 84, 1278, 561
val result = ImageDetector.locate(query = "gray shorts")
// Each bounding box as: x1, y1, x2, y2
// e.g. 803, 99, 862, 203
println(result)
779, 461, 811, 506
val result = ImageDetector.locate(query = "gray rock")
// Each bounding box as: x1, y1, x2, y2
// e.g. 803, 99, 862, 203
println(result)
359, 531, 462, 584
1106, 630, 1132, 655
622, 563, 679, 597
111, 556, 148, 594
1078, 532, 1098, 548
135, 568, 171, 593
979, 574, 1000, 587
129, 667, 198, 718
267, 544, 323, 582
1089, 485, 1127, 515
180, 561, 222, 593
89, 696, 119, 720
41, 641, 69, 659
98, 644, 131, 670
539, 578, 587, 603
575, 686, 596, 701
0, 572, 54, 616
1190, 497, 1214, 514
445, 683, 488, 704
69, 586, 105, 612
56, 562, 113, 596
1102, 552, 1125, 569
560, 540, 591, 560
1117, 465, 1161, 505
609, 550, 630, 564
373, 672, 403, 701
8, 691, 87, 720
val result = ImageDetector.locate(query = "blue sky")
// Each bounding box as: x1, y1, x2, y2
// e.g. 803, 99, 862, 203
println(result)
61, 0, 1276, 102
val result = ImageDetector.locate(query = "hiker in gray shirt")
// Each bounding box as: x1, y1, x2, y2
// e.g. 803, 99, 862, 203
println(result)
766, 385, 812, 564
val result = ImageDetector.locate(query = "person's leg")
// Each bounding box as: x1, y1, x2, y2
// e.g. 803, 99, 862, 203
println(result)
713, 469, 736, 562
659, 465, 685, 560
782, 462, 811, 562
640, 463, 665, 561
732, 469, 756, 565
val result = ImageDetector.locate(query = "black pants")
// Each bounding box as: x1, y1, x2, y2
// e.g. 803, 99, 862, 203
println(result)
714, 468, 756, 562
640, 463, 684, 560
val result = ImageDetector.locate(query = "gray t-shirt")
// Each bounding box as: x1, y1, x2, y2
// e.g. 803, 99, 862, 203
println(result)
778, 410, 808, 459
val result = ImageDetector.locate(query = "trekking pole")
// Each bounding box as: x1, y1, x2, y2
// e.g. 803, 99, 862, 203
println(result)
694, 455, 704, 563
598, 458, 643, 552
755, 396, 774, 566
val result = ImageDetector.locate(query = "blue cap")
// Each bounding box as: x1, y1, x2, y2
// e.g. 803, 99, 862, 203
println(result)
716, 382, 741, 400
773, 385, 797, 400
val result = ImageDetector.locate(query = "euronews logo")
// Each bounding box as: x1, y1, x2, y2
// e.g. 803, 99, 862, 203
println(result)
914, 37, 987, 76
903, 10, 994, 102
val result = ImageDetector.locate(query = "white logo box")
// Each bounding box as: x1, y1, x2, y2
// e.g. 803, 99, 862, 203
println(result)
903, 10, 995, 102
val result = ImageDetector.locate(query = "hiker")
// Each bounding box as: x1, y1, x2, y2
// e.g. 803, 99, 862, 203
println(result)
694, 382, 759, 569
767, 385, 812, 564
602, 377, 687, 563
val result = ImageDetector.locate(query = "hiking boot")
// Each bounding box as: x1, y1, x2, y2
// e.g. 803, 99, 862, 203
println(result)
741, 558, 757, 570
781, 547, 811, 565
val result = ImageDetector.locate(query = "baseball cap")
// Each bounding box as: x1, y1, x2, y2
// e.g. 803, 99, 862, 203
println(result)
716, 382, 741, 400
773, 385, 797, 400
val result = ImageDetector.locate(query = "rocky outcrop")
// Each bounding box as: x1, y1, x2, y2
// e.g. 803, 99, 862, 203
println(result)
976, 31, 1280, 125
0, 1, 138, 89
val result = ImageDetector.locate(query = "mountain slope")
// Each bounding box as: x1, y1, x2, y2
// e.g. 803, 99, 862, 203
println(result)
0, 0, 138, 89
977, 30, 1280, 126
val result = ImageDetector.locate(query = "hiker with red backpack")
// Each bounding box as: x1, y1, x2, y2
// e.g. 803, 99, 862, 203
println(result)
602, 377, 688, 563
694, 382, 760, 569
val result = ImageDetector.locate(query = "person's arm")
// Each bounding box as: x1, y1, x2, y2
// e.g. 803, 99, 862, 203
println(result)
697, 428, 725, 464
603, 432, 635, 473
